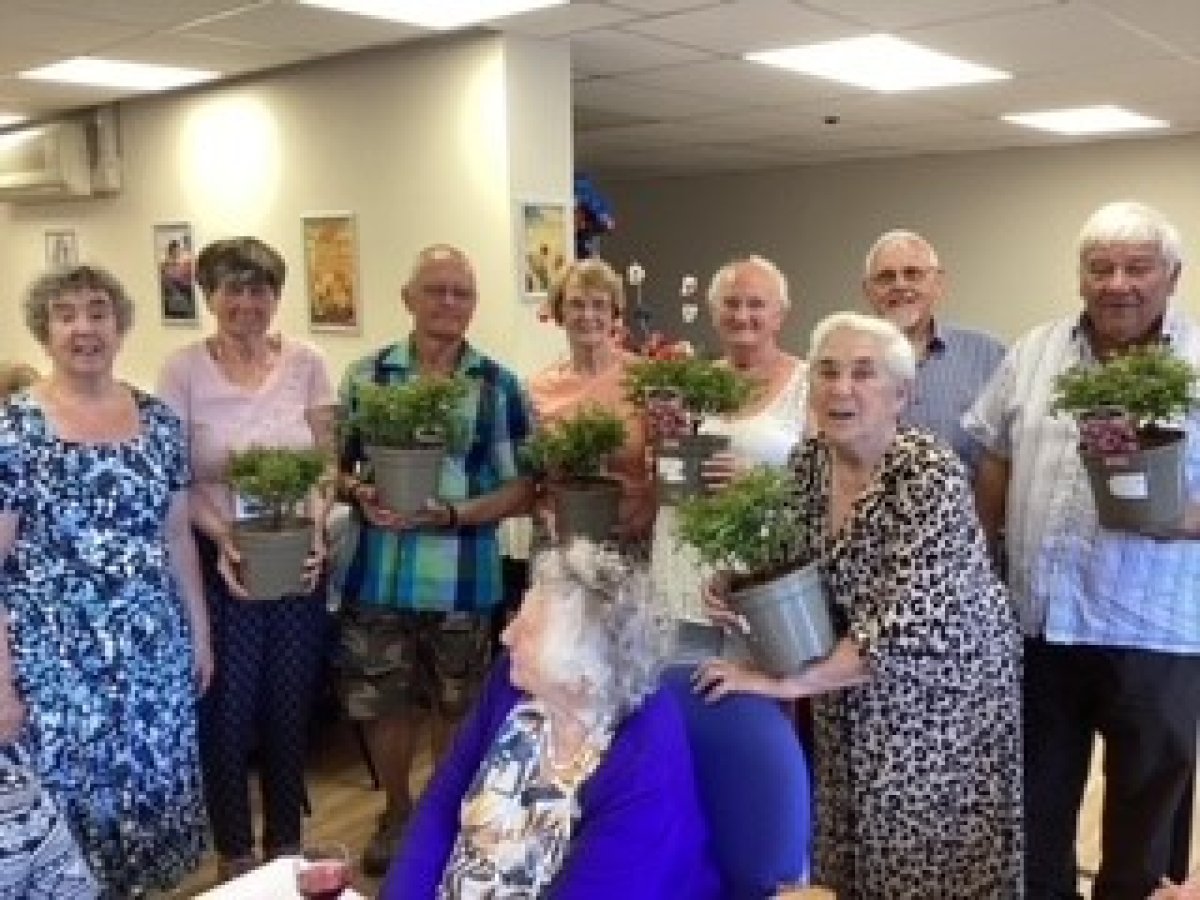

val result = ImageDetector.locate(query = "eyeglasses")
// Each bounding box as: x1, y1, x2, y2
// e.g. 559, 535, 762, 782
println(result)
868, 265, 940, 288
420, 283, 475, 303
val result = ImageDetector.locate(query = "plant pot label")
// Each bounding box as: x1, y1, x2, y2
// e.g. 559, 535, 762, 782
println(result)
1107, 472, 1149, 500
657, 456, 686, 483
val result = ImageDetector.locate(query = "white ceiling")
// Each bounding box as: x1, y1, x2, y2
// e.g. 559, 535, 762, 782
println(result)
1, 0, 1198, 177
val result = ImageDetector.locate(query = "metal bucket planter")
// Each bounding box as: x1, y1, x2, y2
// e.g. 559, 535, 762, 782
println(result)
656, 434, 731, 504
232, 517, 313, 601
1081, 428, 1185, 531
552, 476, 621, 543
368, 441, 445, 514
732, 561, 834, 677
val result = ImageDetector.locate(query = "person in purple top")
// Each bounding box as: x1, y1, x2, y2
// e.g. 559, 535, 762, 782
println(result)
384, 540, 721, 899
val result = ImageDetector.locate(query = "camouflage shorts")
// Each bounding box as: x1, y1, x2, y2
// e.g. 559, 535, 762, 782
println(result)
337, 607, 492, 720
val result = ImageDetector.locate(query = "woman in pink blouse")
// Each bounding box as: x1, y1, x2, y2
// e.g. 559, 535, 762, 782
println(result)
527, 259, 654, 543
157, 237, 336, 881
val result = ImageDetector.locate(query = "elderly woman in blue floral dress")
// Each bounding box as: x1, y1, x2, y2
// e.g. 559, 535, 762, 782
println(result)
0, 266, 210, 898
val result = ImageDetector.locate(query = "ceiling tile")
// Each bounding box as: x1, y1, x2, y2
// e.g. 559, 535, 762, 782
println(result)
1088, 0, 1200, 55
571, 28, 712, 76
622, 0, 853, 54
104, 31, 312, 76
910, 4, 1177, 77
935, 58, 1200, 118
607, 1, 725, 14
797, 0, 1062, 31
502, 2, 640, 37
574, 76, 734, 117
10, 0, 258, 29
185, 3, 426, 53
0, 8, 146, 57
625, 59, 854, 104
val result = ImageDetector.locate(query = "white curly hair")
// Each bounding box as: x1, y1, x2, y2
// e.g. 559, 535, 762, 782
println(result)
532, 540, 674, 722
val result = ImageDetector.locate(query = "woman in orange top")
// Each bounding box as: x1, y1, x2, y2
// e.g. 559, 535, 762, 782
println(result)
527, 259, 654, 543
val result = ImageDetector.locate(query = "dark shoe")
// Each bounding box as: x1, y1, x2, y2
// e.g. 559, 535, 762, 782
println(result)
361, 805, 408, 877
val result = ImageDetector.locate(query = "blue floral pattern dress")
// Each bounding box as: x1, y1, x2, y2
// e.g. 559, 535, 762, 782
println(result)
0, 390, 205, 898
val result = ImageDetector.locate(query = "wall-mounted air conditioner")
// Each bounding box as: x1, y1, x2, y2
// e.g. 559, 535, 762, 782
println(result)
0, 122, 92, 202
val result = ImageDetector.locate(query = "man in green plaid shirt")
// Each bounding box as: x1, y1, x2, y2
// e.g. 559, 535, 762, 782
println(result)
335, 244, 535, 875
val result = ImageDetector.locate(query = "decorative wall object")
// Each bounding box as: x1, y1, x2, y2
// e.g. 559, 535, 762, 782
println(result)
303, 212, 360, 333
153, 221, 198, 325
44, 229, 78, 268
518, 200, 570, 303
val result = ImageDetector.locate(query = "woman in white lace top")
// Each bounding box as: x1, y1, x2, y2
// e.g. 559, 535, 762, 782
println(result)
651, 255, 807, 623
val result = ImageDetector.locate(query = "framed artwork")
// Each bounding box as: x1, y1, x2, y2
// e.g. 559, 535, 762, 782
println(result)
303, 212, 360, 333
153, 221, 198, 325
517, 200, 571, 303
44, 229, 78, 268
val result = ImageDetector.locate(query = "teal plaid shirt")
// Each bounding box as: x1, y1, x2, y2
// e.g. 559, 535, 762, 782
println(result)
336, 340, 534, 612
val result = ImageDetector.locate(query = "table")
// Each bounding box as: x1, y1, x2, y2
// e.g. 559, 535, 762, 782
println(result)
196, 857, 366, 899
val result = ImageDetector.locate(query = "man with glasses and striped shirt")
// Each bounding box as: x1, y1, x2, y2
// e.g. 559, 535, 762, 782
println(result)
862, 229, 1005, 475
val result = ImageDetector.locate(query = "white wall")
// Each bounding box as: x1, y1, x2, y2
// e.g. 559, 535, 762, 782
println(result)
597, 133, 1200, 354
0, 32, 572, 388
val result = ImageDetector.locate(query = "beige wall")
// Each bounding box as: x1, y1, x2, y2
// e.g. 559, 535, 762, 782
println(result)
598, 133, 1200, 354
0, 33, 571, 388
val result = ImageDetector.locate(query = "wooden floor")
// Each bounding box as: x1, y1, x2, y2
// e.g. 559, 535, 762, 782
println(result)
168, 729, 1194, 898
172, 719, 431, 898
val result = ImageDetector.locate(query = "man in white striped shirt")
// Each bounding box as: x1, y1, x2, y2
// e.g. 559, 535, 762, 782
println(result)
966, 201, 1200, 900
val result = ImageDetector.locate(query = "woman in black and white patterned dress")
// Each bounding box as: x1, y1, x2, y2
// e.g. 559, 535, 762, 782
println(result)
697, 312, 1022, 899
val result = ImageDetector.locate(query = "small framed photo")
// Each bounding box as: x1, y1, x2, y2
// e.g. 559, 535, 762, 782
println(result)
303, 212, 361, 333
153, 221, 198, 325
44, 230, 78, 268
517, 200, 571, 303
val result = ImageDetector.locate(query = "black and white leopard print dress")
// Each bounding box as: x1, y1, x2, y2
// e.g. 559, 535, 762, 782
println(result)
792, 429, 1023, 899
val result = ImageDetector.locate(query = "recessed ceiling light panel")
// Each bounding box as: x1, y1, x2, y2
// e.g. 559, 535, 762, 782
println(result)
295, 0, 568, 29
1002, 105, 1168, 135
746, 34, 1009, 93
20, 58, 217, 92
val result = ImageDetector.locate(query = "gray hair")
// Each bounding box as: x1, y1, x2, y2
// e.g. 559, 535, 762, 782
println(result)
706, 255, 791, 312
533, 540, 673, 723
24, 265, 134, 344
403, 243, 475, 294
1077, 201, 1183, 273
863, 229, 940, 277
808, 311, 916, 384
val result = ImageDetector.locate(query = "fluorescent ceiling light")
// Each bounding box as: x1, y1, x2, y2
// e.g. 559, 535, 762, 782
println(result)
295, 0, 568, 29
1002, 105, 1168, 135
20, 58, 217, 92
746, 34, 1009, 93
0, 114, 27, 128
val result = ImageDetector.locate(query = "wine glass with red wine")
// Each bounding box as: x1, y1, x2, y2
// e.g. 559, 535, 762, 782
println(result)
294, 843, 352, 900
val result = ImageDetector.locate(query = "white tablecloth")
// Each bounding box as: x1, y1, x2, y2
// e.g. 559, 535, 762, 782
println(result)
196, 857, 366, 900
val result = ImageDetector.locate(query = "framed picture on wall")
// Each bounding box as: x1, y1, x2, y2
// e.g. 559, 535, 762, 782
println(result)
517, 200, 571, 303
303, 211, 361, 333
44, 229, 78, 268
153, 221, 199, 325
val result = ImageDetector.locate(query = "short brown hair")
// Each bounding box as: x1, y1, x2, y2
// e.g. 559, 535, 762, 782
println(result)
549, 258, 624, 325
24, 265, 135, 344
195, 237, 286, 295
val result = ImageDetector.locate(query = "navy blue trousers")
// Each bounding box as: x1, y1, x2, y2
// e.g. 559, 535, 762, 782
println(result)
197, 535, 330, 857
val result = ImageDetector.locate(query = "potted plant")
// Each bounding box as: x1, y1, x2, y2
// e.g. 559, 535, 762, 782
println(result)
623, 357, 756, 502
524, 404, 628, 543
676, 466, 833, 675
346, 377, 470, 514
1053, 344, 1198, 530
227, 445, 328, 600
